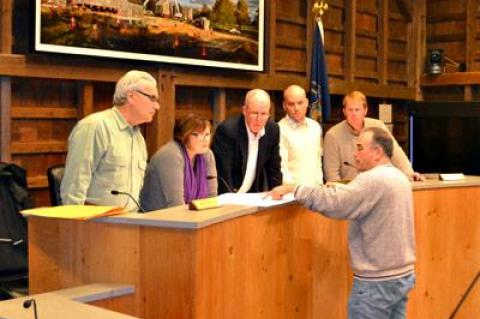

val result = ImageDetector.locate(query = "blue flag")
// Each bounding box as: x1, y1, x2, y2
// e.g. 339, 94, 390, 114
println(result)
309, 20, 331, 122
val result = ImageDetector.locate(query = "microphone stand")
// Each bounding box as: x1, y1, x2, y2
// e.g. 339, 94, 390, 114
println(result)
111, 190, 145, 213
448, 270, 480, 319
23, 298, 38, 319
218, 175, 235, 193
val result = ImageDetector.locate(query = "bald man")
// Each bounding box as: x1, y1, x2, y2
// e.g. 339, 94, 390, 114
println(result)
278, 85, 323, 186
211, 89, 282, 194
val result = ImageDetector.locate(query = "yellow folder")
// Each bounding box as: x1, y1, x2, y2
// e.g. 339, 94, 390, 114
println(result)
21, 205, 125, 221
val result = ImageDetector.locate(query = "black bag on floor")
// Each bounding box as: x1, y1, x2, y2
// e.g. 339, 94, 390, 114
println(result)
0, 162, 32, 275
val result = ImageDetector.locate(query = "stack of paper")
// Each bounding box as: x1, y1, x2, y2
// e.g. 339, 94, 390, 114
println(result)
217, 192, 295, 207
21, 205, 125, 221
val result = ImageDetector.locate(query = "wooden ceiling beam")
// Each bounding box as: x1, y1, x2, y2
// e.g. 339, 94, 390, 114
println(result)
329, 79, 416, 99
420, 72, 480, 86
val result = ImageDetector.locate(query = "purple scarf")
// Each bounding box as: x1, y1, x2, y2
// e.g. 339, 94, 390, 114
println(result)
180, 142, 208, 203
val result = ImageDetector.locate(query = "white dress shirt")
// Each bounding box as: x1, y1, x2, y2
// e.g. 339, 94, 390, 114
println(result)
237, 124, 266, 193
278, 116, 323, 186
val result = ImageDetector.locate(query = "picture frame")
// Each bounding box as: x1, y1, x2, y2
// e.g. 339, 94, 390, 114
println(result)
35, 0, 264, 72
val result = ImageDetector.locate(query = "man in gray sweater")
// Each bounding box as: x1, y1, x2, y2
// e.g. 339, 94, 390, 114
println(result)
271, 126, 416, 319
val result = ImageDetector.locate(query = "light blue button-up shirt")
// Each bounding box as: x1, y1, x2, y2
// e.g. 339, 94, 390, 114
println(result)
61, 107, 147, 212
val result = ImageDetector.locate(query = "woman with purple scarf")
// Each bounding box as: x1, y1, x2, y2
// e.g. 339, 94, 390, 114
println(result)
140, 113, 218, 211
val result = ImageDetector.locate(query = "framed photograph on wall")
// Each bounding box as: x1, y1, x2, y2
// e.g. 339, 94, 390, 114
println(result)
35, 0, 264, 71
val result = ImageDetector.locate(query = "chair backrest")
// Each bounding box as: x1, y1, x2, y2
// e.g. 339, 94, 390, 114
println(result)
0, 162, 30, 276
47, 165, 65, 206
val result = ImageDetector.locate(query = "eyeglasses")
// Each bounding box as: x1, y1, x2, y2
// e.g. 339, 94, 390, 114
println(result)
135, 90, 158, 103
191, 132, 211, 141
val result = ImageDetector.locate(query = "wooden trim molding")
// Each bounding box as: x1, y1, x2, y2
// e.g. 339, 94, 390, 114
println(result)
0, 0, 12, 54
11, 107, 77, 119
330, 79, 416, 99
420, 72, 480, 86
11, 141, 67, 155
78, 81, 94, 118
378, 0, 389, 85
145, 70, 176, 157
0, 54, 141, 82
0, 77, 11, 162
344, 0, 356, 82
266, 0, 276, 75
212, 88, 226, 128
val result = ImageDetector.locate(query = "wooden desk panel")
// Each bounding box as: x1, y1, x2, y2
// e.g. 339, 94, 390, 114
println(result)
29, 204, 350, 319
408, 186, 480, 319
29, 184, 480, 318
29, 218, 144, 316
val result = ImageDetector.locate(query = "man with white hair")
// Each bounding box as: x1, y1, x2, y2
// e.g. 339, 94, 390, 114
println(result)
61, 70, 160, 212
211, 89, 282, 194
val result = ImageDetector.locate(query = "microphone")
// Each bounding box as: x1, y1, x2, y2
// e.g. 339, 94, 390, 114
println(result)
23, 298, 38, 319
343, 161, 357, 169
208, 175, 235, 193
111, 190, 145, 213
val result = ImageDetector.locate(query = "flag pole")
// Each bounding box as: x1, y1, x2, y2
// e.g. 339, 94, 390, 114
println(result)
312, 1, 328, 19
309, 1, 331, 124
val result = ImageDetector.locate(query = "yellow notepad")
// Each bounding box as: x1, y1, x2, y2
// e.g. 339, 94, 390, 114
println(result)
21, 205, 125, 221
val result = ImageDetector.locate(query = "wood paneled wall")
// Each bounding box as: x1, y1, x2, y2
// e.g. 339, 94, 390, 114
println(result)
0, 0, 423, 206
422, 0, 480, 100
325, 0, 421, 98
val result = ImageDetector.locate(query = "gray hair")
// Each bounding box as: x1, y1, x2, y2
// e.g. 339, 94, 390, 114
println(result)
113, 70, 157, 106
362, 127, 394, 158
244, 89, 271, 109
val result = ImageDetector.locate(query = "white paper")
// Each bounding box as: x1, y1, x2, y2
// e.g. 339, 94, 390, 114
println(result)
439, 173, 465, 181
217, 192, 295, 207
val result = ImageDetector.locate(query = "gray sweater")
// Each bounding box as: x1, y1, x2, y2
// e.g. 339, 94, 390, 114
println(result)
140, 141, 217, 211
295, 164, 415, 280
323, 118, 414, 181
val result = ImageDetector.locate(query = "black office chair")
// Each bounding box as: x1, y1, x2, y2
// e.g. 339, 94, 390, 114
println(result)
47, 164, 65, 206
0, 162, 30, 299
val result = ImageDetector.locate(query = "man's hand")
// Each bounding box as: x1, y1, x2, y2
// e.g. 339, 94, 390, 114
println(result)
411, 172, 426, 181
269, 184, 296, 200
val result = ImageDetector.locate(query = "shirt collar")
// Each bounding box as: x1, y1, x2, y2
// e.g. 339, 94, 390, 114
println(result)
344, 119, 364, 136
112, 106, 132, 131
285, 115, 308, 128
244, 120, 266, 141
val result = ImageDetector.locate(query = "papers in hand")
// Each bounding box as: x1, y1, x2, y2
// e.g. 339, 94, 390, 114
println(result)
21, 205, 125, 221
218, 192, 295, 207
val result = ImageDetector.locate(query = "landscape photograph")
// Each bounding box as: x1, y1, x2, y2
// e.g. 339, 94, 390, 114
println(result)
36, 0, 264, 71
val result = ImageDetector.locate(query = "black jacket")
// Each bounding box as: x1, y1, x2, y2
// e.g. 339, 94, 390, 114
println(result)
0, 162, 32, 274
211, 115, 282, 194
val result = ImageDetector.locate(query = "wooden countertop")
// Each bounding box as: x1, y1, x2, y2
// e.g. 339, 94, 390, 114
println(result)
0, 283, 136, 319
98, 203, 258, 229
411, 175, 480, 190
94, 176, 480, 230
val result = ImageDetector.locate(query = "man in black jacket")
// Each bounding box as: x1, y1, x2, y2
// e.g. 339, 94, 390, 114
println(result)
212, 89, 282, 194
